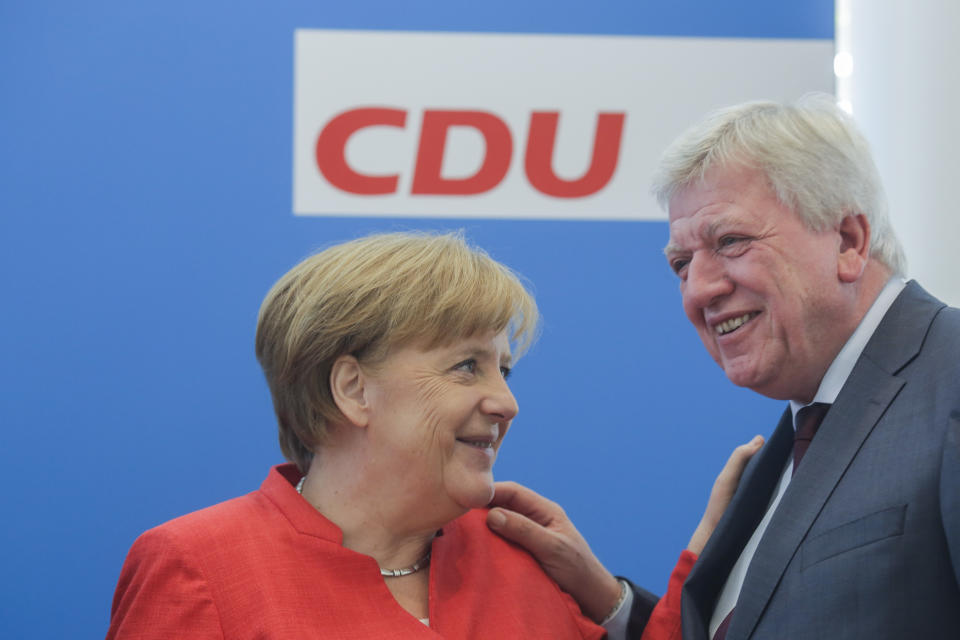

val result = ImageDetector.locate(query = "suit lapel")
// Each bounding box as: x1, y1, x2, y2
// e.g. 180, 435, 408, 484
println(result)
682, 412, 794, 640
728, 367, 903, 638
728, 281, 943, 639
861, 281, 943, 375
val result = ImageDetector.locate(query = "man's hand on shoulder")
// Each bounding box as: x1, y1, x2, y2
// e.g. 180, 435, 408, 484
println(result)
487, 481, 622, 623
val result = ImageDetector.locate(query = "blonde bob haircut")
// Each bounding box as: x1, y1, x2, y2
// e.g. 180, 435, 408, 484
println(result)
255, 231, 539, 472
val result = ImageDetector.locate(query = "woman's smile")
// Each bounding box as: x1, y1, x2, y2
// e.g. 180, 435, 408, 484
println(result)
361, 331, 518, 517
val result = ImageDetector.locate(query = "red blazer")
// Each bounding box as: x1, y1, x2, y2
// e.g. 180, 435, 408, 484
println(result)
107, 465, 605, 639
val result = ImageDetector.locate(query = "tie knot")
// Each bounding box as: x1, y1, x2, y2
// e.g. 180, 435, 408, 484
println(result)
793, 402, 830, 474
796, 402, 830, 440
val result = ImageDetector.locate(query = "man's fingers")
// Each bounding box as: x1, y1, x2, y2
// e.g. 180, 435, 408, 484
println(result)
486, 506, 558, 560
489, 481, 545, 510
489, 481, 564, 527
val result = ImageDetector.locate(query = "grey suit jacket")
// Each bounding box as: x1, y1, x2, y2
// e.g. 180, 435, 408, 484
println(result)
671, 282, 960, 639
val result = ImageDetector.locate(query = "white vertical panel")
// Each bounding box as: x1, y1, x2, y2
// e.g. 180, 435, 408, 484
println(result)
846, 0, 960, 305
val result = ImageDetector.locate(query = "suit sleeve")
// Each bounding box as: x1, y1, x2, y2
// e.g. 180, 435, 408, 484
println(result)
637, 550, 696, 640
620, 575, 667, 639
106, 527, 224, 639
942, 410, 960, 585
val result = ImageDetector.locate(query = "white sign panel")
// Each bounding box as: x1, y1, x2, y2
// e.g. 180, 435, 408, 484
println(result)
294, 30, 834, 220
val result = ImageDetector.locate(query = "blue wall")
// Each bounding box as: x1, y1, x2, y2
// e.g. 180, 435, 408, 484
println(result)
0, 1, 831, 636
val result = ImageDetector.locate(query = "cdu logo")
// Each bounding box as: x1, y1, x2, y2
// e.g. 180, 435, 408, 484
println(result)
314, 107, 625, 198
293, 30, 834, 219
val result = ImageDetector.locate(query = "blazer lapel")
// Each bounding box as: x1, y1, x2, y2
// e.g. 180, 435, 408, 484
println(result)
728, 281, 943, 639
681, 412, 794, 640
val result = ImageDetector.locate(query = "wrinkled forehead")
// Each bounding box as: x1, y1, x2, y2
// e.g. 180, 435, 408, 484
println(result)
664, 215, 722, 256
408, 328, 514, 361
664, 197, 753, 256
663, 166, 783, 254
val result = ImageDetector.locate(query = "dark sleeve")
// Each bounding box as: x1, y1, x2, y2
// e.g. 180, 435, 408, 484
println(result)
622, 549, 697, 640
619, 578, 662, 640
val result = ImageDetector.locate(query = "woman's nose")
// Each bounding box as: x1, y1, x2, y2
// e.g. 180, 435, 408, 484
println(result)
481, 377, 519, 422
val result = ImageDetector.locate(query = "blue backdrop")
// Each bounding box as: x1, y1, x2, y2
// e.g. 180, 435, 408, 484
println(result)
1, 1, 831, 636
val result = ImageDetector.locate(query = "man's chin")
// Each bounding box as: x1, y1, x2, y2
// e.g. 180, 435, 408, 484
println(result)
721, 360, 765, 390
724, 367, 796, 401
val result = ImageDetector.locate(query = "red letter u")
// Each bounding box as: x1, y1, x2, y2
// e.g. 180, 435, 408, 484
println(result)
524, 111, 625, 198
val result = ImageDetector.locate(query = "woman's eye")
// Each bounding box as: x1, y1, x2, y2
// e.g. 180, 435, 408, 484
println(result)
454, 359, 477, 374
499, 366, 512, 380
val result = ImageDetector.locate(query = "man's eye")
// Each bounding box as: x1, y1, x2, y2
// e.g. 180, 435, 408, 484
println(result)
670, 258, 689, 275
718, 236, 748, 249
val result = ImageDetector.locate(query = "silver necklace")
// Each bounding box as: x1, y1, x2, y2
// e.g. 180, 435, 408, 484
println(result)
296, 477, 432, 578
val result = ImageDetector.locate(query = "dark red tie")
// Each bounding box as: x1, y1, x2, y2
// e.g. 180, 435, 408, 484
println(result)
713, 609, 735, 640
793, 403, 830, 475
712, 403, 831, 640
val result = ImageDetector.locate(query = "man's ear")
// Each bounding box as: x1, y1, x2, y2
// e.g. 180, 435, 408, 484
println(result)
330, 354, 370, 428
837, 213, 871, 283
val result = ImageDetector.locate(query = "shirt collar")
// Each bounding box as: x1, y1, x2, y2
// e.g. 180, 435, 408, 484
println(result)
788, 277, 906, 423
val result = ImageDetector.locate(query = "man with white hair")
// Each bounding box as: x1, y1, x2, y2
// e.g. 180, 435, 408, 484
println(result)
488, 95, 960, 639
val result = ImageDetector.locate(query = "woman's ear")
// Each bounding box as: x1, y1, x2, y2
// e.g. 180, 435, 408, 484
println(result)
837, 213, 871, 283
330, 355, 370, 428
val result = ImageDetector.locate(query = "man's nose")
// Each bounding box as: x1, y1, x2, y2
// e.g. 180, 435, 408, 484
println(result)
683, 252, 732, 308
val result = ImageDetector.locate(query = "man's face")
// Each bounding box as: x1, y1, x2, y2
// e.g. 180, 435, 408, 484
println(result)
665, 165, 849, 402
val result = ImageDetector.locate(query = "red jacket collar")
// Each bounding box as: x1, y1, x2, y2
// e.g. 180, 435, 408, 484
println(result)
259, 463, 345, 544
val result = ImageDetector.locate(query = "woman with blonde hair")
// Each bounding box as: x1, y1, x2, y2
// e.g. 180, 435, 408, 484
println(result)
107, 231, 757, 639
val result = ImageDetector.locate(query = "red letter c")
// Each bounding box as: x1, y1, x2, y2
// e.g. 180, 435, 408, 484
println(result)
315, 107, 406, 195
